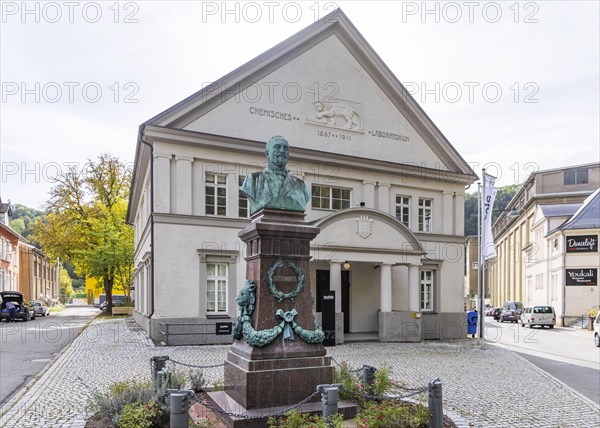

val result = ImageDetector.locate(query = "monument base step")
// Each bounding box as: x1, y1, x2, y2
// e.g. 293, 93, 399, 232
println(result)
207, 391, 357, 428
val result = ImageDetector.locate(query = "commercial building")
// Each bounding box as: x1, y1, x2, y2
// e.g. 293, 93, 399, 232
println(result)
127, 10, 476, 345
488, 163, 600, 325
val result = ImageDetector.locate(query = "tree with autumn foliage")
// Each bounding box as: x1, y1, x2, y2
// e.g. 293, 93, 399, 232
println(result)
33, 154, 133, 315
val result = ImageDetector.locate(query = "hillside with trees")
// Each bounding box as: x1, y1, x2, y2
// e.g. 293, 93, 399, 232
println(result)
464, 184, 520, 236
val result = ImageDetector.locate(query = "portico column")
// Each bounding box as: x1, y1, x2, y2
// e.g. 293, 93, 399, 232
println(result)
329, 261, 342, 313
380, 263, 392, 312
408, 264, 420, 312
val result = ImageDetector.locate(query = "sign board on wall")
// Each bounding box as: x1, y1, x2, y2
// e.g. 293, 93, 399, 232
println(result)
321, 291, 336, 346
566, 235, 598, 253
566, 269, 598, 286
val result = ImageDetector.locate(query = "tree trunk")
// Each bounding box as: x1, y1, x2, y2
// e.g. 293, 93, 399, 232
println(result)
104, 276, 114, 316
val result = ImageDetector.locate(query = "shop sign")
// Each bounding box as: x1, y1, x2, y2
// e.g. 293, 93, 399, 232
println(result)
566, 235, 598, 253
566, 268, 597, 286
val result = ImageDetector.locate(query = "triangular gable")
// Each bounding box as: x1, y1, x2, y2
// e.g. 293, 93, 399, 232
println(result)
144, 9, 475, 177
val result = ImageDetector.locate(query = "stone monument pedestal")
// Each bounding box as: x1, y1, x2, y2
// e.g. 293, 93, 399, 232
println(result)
207, 209, 353, 427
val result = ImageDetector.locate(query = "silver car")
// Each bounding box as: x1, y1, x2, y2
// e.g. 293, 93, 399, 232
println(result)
520, 306, 555, 328
594, 313, 600, 347
30, 300, 51, 317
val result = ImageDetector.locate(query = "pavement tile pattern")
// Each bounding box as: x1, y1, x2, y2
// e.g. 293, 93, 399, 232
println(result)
1, 318, 598, 428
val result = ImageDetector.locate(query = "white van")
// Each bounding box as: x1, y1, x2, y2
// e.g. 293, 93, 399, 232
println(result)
521, 306, 555, 328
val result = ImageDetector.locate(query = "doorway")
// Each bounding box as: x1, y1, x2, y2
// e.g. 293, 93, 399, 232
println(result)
316, 269, 351, 333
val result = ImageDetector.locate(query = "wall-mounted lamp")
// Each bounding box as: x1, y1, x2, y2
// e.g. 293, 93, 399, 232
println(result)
359, 202, 365, 207
343, 261, 351, 270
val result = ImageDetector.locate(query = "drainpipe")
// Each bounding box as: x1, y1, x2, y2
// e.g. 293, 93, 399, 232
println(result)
139, 126, 155, 321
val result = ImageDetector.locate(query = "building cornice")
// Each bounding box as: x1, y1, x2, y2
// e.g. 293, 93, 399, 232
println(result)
143, 126, 475, 185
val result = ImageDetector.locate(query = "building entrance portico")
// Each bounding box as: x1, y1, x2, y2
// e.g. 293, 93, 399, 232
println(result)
310, 208, 426, 342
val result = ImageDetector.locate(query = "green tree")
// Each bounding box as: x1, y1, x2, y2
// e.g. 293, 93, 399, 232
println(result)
9, 203, 43, 245
464, 184, 521, 236
60, 267, 74, 303
33, 154, 133, 315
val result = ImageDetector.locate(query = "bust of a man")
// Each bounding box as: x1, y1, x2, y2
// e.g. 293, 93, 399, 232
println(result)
241, 136, 310, 214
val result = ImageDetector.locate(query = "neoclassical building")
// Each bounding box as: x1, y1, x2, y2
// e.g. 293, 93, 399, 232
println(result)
127, 10, 476, 345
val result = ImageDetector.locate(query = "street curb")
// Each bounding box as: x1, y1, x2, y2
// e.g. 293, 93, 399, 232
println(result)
489, 341, 600, 412
0, 314, 99, 420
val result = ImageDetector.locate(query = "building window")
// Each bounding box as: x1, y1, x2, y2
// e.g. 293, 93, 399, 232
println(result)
418, 198, 433, 232
564, 168, 589, 185
311, 185, 351, 210
206, 263, 227, 314
238, 176, 249, 218
420, 270, 434, 311
535, 273, 543, 290
395, 196, 410, 227
205, 173, 227, 216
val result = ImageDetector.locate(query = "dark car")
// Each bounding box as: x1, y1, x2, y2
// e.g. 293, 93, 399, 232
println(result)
0, 291, 34, 322
492, 307, 503, 321
499, 309, 519, 323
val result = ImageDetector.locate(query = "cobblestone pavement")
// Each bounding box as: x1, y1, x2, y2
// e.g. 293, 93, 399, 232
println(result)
1, 318, 598, 428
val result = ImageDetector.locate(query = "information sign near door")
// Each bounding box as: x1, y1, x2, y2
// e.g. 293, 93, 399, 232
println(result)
322, 290, 336, 346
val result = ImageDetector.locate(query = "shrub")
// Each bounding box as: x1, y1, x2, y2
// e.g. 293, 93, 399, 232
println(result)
188, 369, 206, 393
211, 378, 224, 391
87, 379, 166, 422
267, 409, 343, 428
355, 401, 429, 428
118, 401, 161, 428
333, 362, 361, 401
169, 369, 189, 390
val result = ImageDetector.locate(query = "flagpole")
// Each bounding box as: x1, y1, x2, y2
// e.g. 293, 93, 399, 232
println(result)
479, 168, 486, 338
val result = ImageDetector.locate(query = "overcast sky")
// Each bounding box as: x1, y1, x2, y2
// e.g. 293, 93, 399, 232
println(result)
1, 0, 598, 210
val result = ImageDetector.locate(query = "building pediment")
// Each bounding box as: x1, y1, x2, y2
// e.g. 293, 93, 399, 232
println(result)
142, 9, 475, 180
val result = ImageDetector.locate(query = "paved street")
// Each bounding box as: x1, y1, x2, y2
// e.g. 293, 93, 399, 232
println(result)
483, 315, 600, 405
0, 306, 99, 407
0, 316, 599, 428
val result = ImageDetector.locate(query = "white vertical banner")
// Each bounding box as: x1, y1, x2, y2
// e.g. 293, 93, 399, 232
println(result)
482, 172, 497, 261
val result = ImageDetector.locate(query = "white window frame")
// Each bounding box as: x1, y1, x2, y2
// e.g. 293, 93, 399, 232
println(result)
418, 198, 433, 232
198, 249, 237, 318
420, 270, 434, 312
311, 185, 351, 210
395, 195, 411, 227
205, 173, 227, 216
238, 175, 250, 218
206, 263, 228, 314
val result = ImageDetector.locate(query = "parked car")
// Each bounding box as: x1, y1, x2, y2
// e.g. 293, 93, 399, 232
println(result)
594, 313, 600, 347
492, 307, 503, 321
485, 307, 495, 316
30, 300, 51, 317
503, 301, 524, 316
499, 309, 519, 323
0, 291, 34, 322
520, 306, 555, 328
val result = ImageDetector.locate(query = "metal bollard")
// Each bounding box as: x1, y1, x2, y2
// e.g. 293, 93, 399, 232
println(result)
167, 389, 194, 428
363, 365, 376, 395
317, 384, 341, 421
151, 356, 169, 384
428, 378, 443, 428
